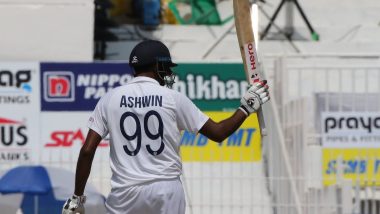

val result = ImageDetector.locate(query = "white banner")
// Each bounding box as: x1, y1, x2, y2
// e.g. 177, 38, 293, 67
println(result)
0, 62, 39, 107
0, 62, 40, 163
40, 112, 109, 163
321, 112, 380, 148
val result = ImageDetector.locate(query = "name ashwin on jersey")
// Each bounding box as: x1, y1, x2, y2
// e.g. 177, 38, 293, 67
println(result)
120, 95, 163, 108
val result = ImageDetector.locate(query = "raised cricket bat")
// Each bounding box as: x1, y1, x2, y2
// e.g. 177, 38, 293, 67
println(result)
234, 0, 267, 136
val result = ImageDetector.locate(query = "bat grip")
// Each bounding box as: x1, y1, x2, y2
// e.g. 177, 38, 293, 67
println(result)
257, 108, 267, 136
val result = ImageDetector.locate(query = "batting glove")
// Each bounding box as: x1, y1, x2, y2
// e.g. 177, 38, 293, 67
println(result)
240, 81, 270, 116
62, 195, 86, 214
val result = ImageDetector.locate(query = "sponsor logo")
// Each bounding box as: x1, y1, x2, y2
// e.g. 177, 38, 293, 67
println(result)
322, 148, 380, 187
324, 115, 380, 133
247, 43, 257, 71
43, 71, 75, 102
0, 117, 29, 161
325, 159, 367, 175
181, 128, 256, 147
132, 56, 138, 64
244, 43, 260, 84
322, 112, 380, 148
0, 70, 32, 104
0, 96, 30, 104
174, 74, 248, 100
41, 63, 134, 111
0, 70, 31, 92
0, 117, 28, 146
77, 73, 131, 99
45, 129, 109, 147
43, 71, 132, 102
180, 112, 261, 162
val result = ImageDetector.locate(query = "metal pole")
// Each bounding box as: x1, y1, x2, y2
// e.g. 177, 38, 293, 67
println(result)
260, 0, 287, 40
292, 0, 319, 40
284, 0, 294, 38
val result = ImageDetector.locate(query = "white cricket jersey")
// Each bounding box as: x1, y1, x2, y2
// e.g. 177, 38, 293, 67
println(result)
87, 76, 209, 193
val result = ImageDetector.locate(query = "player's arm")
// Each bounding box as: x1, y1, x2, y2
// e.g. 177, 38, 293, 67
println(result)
199, 81, 270, 142
62, 129, 102, 214
199, 110, 246, 142
63, 92, 110, 214
74, 129, 102, 196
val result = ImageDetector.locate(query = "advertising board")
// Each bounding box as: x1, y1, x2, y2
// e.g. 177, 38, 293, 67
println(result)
0, 62, 40, 163
40, 63, 133, 111
180, 112, 261, 162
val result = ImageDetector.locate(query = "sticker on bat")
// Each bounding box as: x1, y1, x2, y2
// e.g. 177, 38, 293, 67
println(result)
244, 42, 261, 84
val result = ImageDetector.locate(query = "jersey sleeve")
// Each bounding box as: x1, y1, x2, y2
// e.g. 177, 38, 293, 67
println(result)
174, 92, 209, 133
87, 93, 111, 139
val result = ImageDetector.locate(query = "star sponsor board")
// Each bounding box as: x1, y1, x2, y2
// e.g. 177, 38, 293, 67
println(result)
45, 128, 109, 148
39, 112, 109, 163
40, 63, 134, 111
41, 112, 109, 149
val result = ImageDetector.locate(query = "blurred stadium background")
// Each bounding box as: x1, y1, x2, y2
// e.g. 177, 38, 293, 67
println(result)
0, 0, 380, 213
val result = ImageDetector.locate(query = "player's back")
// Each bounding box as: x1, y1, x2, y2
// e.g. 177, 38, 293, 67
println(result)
104, 76, 182, 189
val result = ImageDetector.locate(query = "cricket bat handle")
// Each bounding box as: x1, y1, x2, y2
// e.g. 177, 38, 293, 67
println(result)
258, 107, 267, 136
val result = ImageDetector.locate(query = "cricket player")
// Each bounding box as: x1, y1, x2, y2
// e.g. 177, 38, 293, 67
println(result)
62, 40, 270, 214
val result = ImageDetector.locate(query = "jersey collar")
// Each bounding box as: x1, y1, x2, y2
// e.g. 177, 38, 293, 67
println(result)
129, 76, 160, 85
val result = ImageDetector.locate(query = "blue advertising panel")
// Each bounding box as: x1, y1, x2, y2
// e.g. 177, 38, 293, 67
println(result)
40, 63, 133, 111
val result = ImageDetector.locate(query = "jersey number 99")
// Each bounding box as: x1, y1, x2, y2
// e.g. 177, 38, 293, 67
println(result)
120, 110, 165, 156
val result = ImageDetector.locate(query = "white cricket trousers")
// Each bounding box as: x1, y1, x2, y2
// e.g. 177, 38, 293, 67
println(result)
106, 178, 186, 214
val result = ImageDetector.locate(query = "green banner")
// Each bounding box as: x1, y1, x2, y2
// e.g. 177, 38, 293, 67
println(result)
173, 63, 248, 111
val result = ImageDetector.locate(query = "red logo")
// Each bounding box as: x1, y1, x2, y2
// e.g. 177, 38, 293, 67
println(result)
43, 72, 75, 102
46, 129, 108, 147
246, 43, 260, 83
49, 76, 70, 97
247, 43, 257, 71
0, 117, 22, 125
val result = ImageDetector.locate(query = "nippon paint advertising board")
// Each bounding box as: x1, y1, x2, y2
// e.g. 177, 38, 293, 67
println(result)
0, 62, 40, 163
321, 112, 380, 186
40, 63, 134, 111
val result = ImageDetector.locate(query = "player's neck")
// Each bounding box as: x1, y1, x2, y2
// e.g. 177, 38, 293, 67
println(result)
135, 71, 156, 80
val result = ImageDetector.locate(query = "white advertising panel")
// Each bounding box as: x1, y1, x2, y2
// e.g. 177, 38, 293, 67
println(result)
321, 112, 380, 148
0, 115, 38, 163
0, 62, 39, 107
0, 62, 40, 163
40, 112, 110, 163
